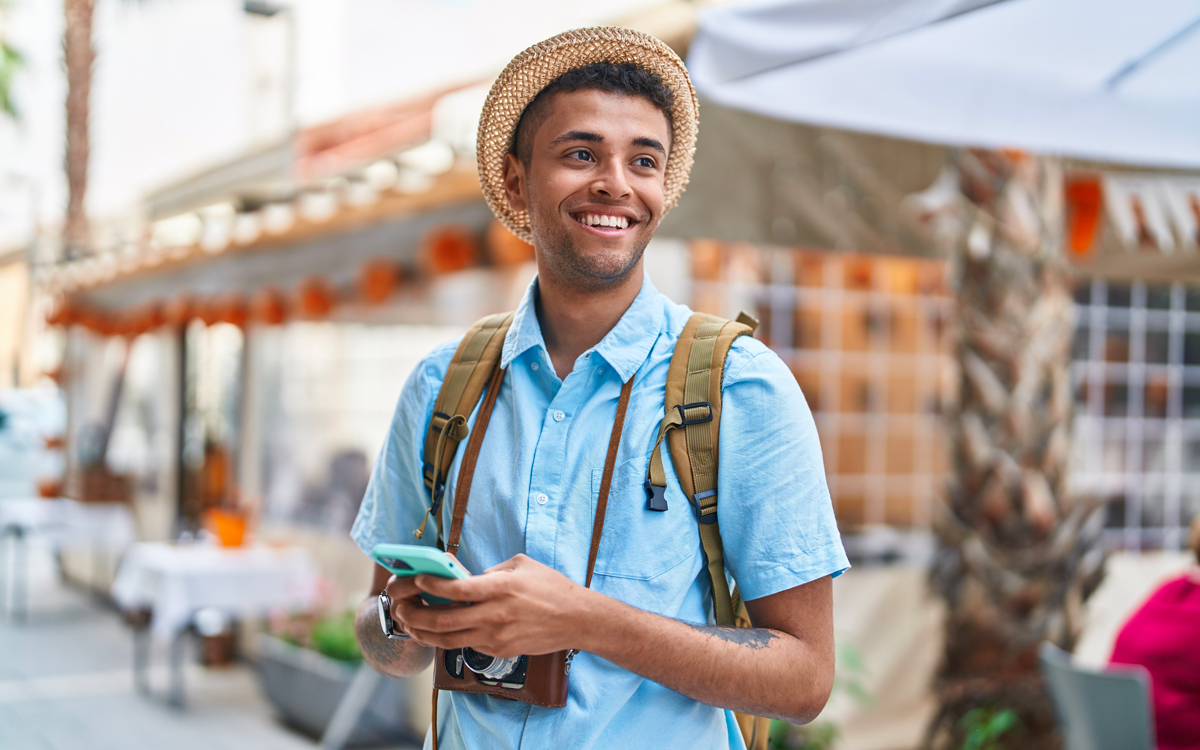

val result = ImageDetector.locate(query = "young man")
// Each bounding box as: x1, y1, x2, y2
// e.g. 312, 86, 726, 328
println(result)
351, 28, 848, 750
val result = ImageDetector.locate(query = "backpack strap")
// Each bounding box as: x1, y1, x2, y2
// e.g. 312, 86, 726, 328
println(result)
644, 311, 756, 627
415, 311, 514, 547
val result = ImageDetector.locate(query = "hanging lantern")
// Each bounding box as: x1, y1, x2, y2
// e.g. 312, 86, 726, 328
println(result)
1065, 177, 1103, 257
45, 302, 70, 327
486, 220, 535, 267
251, 287, 287, 325
357, 257, 402, 305
215, 292, 250, 328
164, 294, 195, 327
195, 298, 222, 326
295, 276, 337, 318
420, 225, 479, 274
83, 309, 118, 337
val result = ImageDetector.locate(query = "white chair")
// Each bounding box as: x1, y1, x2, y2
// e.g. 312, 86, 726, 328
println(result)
1039, 641, 1155, 750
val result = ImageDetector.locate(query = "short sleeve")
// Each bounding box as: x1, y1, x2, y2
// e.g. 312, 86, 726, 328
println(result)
350, 339, 460, 558
714, 339, 849, 602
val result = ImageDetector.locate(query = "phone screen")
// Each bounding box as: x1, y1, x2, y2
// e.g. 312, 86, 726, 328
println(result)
379, 557, 414, 571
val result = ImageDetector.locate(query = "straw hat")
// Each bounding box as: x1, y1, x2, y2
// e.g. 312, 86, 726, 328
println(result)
477, 27, 699, 244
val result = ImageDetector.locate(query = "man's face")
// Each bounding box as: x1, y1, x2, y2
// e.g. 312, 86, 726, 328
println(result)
501, 88, 671, 292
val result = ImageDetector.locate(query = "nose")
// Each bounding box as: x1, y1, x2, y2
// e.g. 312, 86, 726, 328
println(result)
591, 159, 631, 200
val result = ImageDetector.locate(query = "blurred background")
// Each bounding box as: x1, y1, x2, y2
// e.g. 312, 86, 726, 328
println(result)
1, 1, 1198, 749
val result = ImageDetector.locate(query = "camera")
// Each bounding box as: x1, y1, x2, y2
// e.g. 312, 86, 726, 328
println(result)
444, 648, 529, 689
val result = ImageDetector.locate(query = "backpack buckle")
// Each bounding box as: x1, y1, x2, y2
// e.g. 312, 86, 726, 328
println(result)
694, 489, 718, 524
674, 401, 713, 426
644, 479, 668, 512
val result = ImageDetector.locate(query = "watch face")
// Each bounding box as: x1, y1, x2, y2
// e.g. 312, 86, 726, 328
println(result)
377, 592, 391, 633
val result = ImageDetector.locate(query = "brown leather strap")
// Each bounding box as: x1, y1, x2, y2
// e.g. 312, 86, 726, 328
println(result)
430, 374, 634, 748
586, 375, 634, 589
446, 362, 506, 557
431, 688, 439, 750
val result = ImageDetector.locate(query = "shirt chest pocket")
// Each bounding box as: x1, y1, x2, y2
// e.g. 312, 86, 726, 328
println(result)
589, 456, 699, 581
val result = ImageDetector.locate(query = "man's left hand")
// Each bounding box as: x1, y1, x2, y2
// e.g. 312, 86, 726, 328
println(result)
393, 554, 591, 658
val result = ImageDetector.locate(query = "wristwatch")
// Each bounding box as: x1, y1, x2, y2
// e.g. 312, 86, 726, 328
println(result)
377, 591, 410, 640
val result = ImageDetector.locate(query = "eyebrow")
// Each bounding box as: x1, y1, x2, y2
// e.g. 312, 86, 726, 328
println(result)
632, 137, 667, 156
550, 131, 668, 157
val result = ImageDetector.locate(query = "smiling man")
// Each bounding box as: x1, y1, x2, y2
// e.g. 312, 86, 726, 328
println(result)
351, 28, 848, 750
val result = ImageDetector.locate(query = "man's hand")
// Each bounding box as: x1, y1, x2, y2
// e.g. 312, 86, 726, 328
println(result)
394, 553, 591, 658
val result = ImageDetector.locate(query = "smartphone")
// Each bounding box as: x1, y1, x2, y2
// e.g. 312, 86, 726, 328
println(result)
371, 543, 470, 605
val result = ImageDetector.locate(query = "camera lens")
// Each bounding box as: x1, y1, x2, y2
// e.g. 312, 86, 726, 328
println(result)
462, 648, 521, 680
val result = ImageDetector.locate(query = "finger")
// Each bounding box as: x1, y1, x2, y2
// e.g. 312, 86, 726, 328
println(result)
384, 575, 424, 600
398, 599, 504, 634
406, 626, 493, 652
415, 570, 510, 601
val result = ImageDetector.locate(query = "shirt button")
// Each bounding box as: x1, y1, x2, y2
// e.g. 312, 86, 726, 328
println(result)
536, 493, 549, 505
530, 362, 539, 371
553, 410, 565, 422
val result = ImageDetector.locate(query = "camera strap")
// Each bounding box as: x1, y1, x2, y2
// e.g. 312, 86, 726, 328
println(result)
432, 368, 635, 749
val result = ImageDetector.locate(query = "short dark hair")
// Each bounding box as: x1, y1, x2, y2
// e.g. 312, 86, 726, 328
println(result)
511, 61, 675, 166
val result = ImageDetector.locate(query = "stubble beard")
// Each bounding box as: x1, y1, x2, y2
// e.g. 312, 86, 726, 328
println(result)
527, 192, 654, 294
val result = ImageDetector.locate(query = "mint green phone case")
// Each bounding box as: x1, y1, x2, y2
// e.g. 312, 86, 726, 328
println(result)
371, 543, 469, 605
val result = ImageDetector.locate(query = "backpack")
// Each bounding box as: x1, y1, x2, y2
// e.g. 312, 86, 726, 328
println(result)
418, 309, 771, 750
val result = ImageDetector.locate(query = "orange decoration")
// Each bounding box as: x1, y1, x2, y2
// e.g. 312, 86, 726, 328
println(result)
194, 298, 222, 326
358, 258, 402, 305
45, 302, 72, 327
77, 308, 118, 337
164, 295, 195, 327
214, 293, 250, 327
295, 276, 337, 318
251, 287, 287, 325
36, 478, 64, 499
204, 508, 247, 547
486, 220, 535, 266
44, 435, 66, 450
421, 225, 479, 274
1065, 178, 1103, 256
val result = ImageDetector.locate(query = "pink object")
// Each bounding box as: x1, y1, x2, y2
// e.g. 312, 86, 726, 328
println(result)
1110, 572, 1200, 750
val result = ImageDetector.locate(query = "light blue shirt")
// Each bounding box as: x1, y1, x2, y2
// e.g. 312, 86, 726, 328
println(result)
351, 273, 849, 750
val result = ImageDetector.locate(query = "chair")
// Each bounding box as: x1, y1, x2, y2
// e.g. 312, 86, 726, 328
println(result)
1039, 641, 1155, 750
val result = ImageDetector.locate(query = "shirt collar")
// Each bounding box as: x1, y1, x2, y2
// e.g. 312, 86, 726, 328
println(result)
500, 270, 665, 383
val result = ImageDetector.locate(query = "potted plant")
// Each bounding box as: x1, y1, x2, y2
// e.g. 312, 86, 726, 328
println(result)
257, 609, 417, 746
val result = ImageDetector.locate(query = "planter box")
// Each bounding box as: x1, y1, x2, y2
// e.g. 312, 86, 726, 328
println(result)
256, 634, 416, 746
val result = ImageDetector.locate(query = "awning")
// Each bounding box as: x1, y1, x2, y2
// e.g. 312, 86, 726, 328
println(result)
688, 0, 1200, 169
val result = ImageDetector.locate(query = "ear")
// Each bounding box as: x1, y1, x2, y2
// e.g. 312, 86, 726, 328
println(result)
501, 153, 527, 214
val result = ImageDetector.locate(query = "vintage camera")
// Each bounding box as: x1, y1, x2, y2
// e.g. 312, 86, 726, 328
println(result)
434, 646, 569, 707
444, 648, 530, 689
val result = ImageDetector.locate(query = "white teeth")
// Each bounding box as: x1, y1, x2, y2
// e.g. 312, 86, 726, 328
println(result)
577, 213, 629, 228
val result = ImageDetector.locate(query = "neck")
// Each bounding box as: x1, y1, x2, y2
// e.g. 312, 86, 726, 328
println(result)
534, 260, 644, 380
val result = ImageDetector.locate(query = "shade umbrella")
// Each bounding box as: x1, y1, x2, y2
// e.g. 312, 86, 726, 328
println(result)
688, 0, 1200, 169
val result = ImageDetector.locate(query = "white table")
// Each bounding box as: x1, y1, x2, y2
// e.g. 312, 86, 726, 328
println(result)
0, 497, 136, 620
111, 541, 320, 706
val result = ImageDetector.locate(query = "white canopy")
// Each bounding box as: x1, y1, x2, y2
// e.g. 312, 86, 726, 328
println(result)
688, 0, 1200, 169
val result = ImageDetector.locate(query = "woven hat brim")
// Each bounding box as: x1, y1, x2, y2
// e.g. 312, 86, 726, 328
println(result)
476, 27, 699, 244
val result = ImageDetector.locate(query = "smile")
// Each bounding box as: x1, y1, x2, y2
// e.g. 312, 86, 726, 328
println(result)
572, 212, 633, 232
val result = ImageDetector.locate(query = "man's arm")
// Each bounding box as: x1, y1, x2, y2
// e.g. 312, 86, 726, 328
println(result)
395, 554, 835, 724
354, 563, 435, 678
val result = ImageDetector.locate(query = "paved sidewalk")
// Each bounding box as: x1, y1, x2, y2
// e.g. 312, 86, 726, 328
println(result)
0, 537, 417, 750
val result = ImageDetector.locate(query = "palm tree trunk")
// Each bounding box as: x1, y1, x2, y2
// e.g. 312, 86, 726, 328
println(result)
926, 150, 1106, 749
62, 0, 95, 258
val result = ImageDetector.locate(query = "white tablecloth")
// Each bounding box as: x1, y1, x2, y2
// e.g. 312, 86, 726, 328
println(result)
0, 497, 136, 550
111, 542, 320, 640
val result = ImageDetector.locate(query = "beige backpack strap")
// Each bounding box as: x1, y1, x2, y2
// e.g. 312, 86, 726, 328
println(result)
644, 311, 754, 628
415, 311, 514, 547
